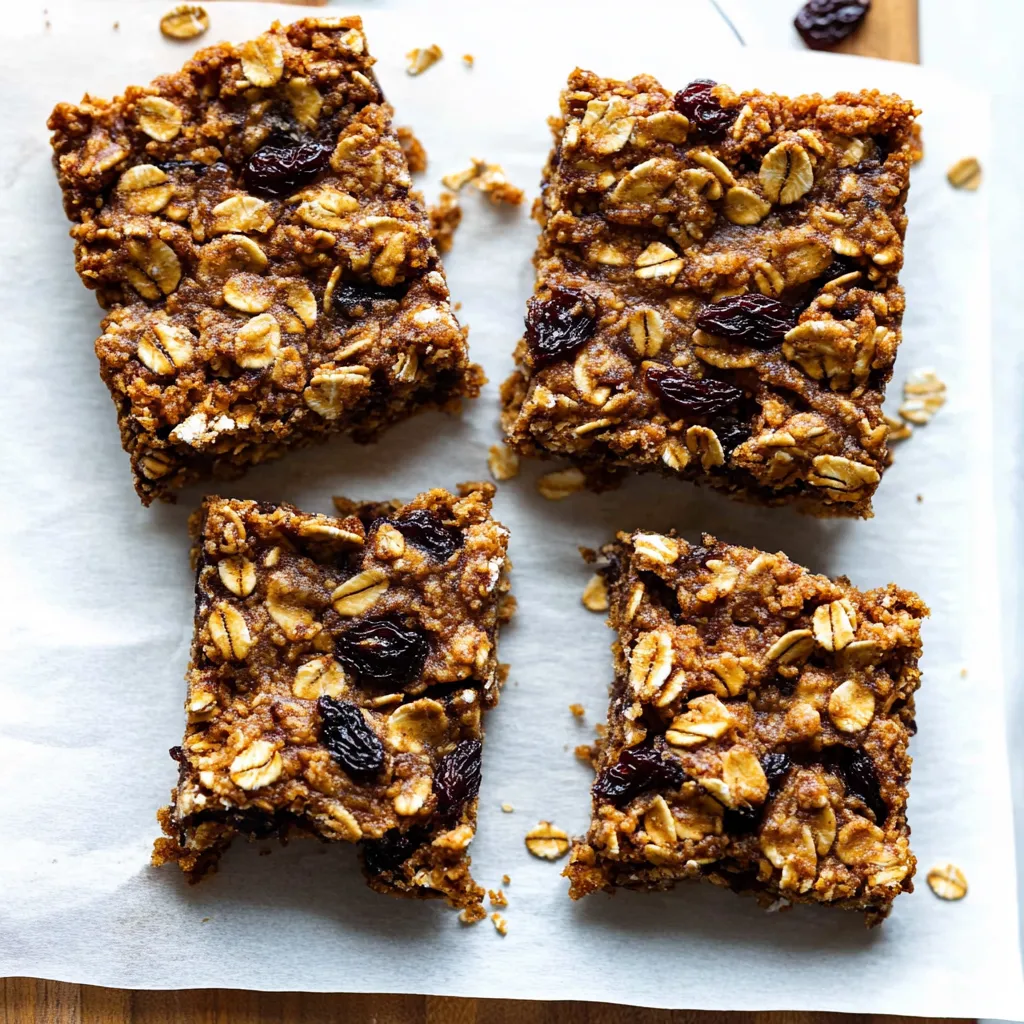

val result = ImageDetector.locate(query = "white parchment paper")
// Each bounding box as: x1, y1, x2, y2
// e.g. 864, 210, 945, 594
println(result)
1, 2, 1019, 1016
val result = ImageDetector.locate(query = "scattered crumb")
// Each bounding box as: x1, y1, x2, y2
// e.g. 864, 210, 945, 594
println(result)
113, 21, 120, 30
524, 821, 571, 860
490, 913, 508, 936
201, 916, 211, 923
488, 889, 508, 908
488, 443, 520, 482
502, 874, 510, 886
594, 723, 608, 738
428, 191, 461, 254
908, 122, 924, 165
462, 53, 475, 67
960, 668, 968, 678
883, 412, 912, 443
396, 126, 428, 174
459, 904, 487, 925
927, 863, 968, 901
406, 44, 443, 76
900, 368, 946, 425
501, 802, 514, 813
916, 494, 923, 503
159, 5, 209, 40
454, 301, 462, 312
258, 848, 271, 856
575, 744, 594, 763
581, 573, 609, 612
569, 703, 585, 719
537, 467, 586, 501
947, 156, 981, 190
441, 158, 525, 206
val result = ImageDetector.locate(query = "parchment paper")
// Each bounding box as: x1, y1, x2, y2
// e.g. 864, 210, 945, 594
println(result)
1, 2, 1019, 1016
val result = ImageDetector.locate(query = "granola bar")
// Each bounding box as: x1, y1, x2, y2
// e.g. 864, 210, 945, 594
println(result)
48, 17, 482, 505
501, 70, 919, 517
566, 529, 927, 924
152, 484, 512, 910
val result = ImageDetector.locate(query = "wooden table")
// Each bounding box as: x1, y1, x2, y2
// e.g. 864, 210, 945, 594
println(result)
5, 1, 933, 1021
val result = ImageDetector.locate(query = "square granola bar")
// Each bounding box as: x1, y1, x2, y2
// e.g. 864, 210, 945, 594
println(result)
567, 530, 926, 923
502, 70, 919, 517
153, 484, 511, 910
49, 17, 481, 504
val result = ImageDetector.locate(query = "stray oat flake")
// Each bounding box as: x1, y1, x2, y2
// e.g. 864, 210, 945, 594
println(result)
488, 444, 520, 482
582, 573, 609, 612
927, 863, 968, 901
160, 5, 209, 40
441, 158, 525, 206
537, 467, 585, 500
947, 157, 982, 190
899, 368, 946, 425
524, 821, 571, 860
406, 44, 443, 76
491, 912, 508, 936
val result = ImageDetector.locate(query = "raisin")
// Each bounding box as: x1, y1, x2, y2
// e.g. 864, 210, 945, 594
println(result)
525, 287, 597, 368
708, 415, 752, 459
673, 79, 735, 138
334, 617, 429, 687
390, 508, 462, 562
330, 279, 409, 317
646, 364, 745, 419
156, 158, 215, 174
828, 254, 862, 280
723, 805, 762, 835
794, 0, 870, 50
593, 743, 686, 808
761, 752, 792, 793
434, 739, 483, 821
317, 696, 385, 780
243, 134, 333, 197
825, 746, 888, 824
696, 294, 797, 348
362, 826, 427, 875
638, 571, 682, 622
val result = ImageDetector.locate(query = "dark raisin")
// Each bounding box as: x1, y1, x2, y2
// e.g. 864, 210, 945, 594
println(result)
434, 739, 483, 821
243, 134, 333, 197
825, 746, 888, 824
794, 0, 870, 50
696, 294, 798, 348
390, 508, 462, 562
828, 254, 862, 280
169, 745, 184, 763
525, 287, 597, 368
334, 617, 429, 687
723, 805, 762, 835
362, 826, 427, 875
156, 158, 214, 174
317, 696, 385, 780
646, 364, 745, 419
761, 752, 792, 793
593, 743, 686, 808
673, 79, 735, 138
708, 415, 752, 459
330, 279, 409, 317
676, 543, 712, 574
638, 571, 682, 622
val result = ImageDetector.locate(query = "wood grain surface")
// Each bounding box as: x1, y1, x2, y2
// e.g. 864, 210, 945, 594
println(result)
7, 1, 926, 1021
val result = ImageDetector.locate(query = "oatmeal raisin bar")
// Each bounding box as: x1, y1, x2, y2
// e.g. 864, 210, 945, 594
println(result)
567, 530, 926, 924
48, 17, 482, 504
153, 484, 511, 909
502, 71, 919, 517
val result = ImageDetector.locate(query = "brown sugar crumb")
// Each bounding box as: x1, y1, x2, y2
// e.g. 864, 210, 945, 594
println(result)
159, 5, 209, 40
908, 123, 924, 165
575, 743, 594, 763
502, 874, 510, 886
441, 158, 525, 206
428, 191, 462, 254
488, 888, 508, 908
490, 912, 508, 936
524, 821, 571, 860
463, 54, 475, 68
569, 703, 585, 718
406, 44, 443, 76
397, 126, 428, 174
459, 904, 487, 925
947, 156, 982, 190
927, 863, 968, 901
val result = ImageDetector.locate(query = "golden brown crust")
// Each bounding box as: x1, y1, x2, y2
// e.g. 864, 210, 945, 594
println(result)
566, 530, 927, 924
503, 70, 920, 517
48, 17, 481, 504
153, 486, 511, 910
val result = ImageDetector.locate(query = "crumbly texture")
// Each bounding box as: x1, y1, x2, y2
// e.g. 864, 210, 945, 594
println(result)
152, 484, 511, 910
566, 529, 927, 924
429, 192, 462, 255
502, 70, 919, 517
397, 126, 428, 174
49, 17, 482, 505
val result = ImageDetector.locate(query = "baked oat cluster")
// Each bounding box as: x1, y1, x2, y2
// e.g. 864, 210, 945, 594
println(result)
153, 485, 512, 910
48, 17, 481, 504
567, 529, 927, 923
502, 70, 919, 517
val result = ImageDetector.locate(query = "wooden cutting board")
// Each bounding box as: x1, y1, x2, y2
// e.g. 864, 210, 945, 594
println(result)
4, 2, 937, 1021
